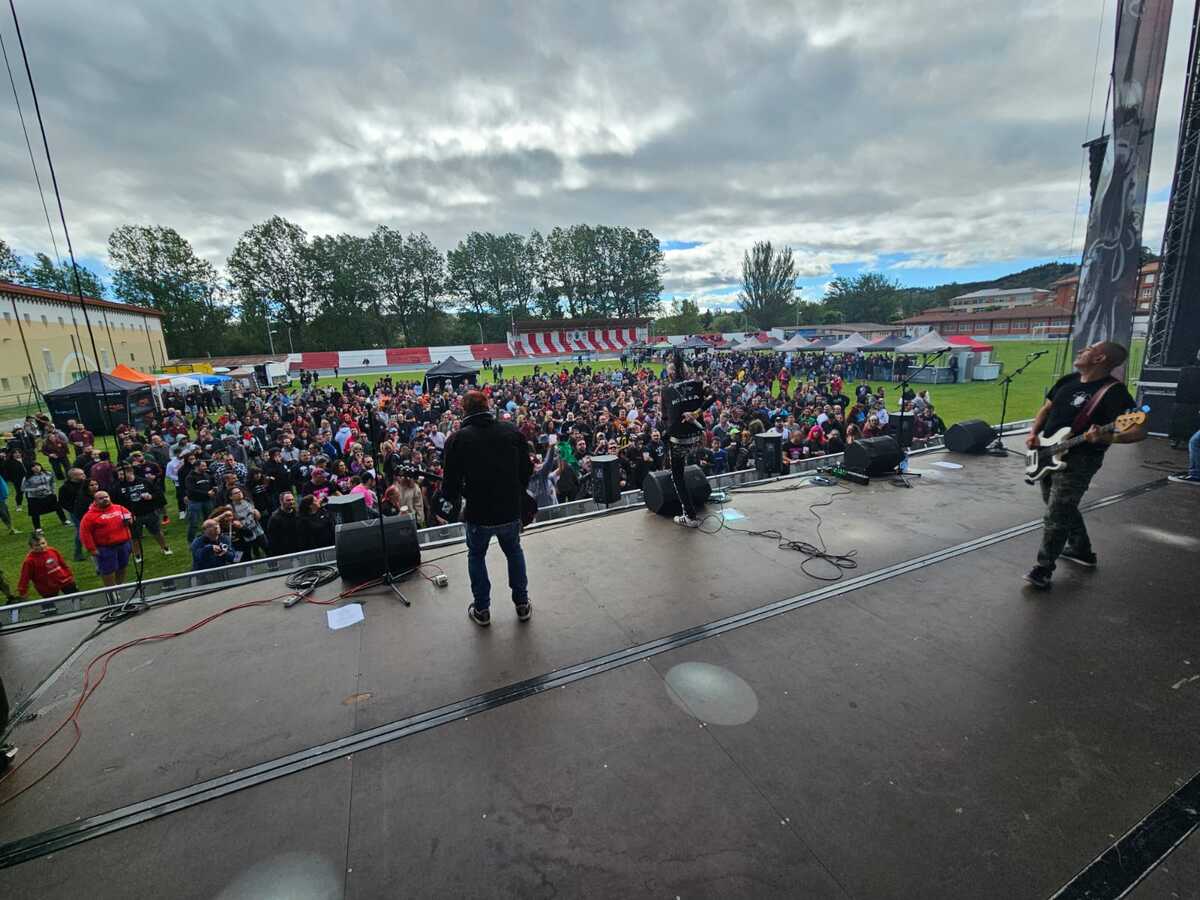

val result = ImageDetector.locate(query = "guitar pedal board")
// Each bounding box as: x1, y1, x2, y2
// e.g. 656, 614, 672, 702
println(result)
817, 465, 870, 486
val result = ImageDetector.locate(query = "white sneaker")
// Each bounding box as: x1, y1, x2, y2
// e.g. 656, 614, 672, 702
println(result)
1167, 473, 1200, 485
673, 515, 701, 528
162, 548, 173, 556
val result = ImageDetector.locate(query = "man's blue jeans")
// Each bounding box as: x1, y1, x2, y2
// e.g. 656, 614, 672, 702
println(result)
1189, 427, 1200, 477
186, 498, 213, 543
464, 520, 528, 612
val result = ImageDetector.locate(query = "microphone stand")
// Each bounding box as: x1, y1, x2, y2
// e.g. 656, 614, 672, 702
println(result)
893, 348, 947, 453
987, 350, 1048, 456
368, 399, 410, 606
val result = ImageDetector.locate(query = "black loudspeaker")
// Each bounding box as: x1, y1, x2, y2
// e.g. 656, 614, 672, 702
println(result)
642, 467, 711, 517
754, 431, 783, 477
326, 492, 367, 525
254, 364, 269, 387
591, 454, 622, 505
1169, 402, 1200, 443
335, 516, 421, 582
944, 419, 996, 454
1177, 366, 1200, 404
844, 435, 902, 476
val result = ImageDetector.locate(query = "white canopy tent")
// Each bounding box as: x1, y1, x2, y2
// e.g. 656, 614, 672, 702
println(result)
895, 331, 953, 353
730, 340, 764, 352
826, 332, 872, 352
776, 334, 814, 351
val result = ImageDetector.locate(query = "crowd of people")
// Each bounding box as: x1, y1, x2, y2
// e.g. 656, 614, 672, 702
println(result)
0, 349, 947, 610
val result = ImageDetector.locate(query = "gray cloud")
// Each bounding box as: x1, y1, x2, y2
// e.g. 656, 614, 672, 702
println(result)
0, 1, 1190, 304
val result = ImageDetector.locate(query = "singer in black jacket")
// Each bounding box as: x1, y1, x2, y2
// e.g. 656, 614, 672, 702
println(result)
662, 350, 712, 528
441, 390, 534, 627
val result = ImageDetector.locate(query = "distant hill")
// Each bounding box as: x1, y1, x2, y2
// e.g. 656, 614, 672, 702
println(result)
896, 261, 1076, 317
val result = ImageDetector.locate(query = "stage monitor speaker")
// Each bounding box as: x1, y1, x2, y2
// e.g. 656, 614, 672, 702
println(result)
591, 454, 622, 505
944, 419, 995, 454
1177, 366, 1200, 404
326, 492, 368, 526
642, 466, 711, 517
843, 435, 902, 476
1169, 402, 1200, 443
754, 431, 783, 477
335, 516, 421, 582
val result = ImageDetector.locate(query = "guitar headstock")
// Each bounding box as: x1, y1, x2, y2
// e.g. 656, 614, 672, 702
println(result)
1114, 410, 1147, 433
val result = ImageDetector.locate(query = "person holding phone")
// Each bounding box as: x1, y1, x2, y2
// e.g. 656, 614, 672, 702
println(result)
190, 518, 234, 570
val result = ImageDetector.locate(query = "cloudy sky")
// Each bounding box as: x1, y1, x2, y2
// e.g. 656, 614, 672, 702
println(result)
0, 1, 1191, 309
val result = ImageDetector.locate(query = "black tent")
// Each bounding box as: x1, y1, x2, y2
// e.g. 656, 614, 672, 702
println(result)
677, 336, 712, 351
44, 373, 156, 434
422, 356, 479, 392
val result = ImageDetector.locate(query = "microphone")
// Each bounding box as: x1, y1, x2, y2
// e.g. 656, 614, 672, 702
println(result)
1027, 350, 1049, 360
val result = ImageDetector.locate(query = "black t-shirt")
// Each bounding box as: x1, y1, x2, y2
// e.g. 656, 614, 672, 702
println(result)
1043, 373, 1135, 456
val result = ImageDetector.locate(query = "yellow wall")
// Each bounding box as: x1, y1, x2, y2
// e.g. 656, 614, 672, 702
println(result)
0, 289, 167, 398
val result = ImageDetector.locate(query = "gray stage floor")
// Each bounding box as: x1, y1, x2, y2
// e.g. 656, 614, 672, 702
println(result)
0, 438, 1196, 898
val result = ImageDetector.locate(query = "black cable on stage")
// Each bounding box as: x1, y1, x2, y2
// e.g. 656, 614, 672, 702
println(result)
6, 0, 115, 436
697, 481, 859, 581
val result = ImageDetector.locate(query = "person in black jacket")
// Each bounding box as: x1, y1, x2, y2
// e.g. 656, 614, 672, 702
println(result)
297, 494, 335, 550
266, 491, 302, 556
441, 390, 534, 627
115, 467, 171, 563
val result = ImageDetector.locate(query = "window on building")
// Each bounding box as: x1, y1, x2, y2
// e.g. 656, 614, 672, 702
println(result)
101, 349, 110, 367
130, 352, 135, 361
21, 375, 30, 387
1011, 319, 1027, 330
57, 316, 64, 327
993, 320, 1010, 331
0, 377, 8, 390
41, 348, 52, 371
2, 312, 9, 322
1144, 274, 1155, 284
1030, 320, 1047, 328
40, 315, 47, 326
23, 313, 30, 324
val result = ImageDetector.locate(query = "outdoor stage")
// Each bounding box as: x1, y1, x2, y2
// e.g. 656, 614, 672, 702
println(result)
0, 437, 1197, 899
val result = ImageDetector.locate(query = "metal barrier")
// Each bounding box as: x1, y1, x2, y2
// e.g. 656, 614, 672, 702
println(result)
0, 420, 1032, 628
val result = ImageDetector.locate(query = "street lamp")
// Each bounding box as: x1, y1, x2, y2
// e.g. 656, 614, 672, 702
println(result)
267, 324, 279, 355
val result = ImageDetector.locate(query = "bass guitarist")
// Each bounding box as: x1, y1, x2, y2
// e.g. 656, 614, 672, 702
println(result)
1024, 341, 1146, 590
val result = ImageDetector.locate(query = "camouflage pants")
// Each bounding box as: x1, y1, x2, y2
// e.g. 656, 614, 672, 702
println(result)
1037, 452, 1104, 571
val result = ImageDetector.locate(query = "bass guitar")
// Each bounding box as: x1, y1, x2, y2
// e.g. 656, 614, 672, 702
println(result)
1023, 410, 1146, 484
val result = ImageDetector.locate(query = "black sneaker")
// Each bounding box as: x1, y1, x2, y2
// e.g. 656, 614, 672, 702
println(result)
516, 600, 532, 623
467, 604, 491, 627
1024, 566, 1053, 590
1060, 548, 1097, 568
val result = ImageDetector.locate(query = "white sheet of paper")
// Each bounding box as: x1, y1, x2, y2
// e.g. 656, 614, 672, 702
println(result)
933, 461, 963, 470
327, 603, 365, 630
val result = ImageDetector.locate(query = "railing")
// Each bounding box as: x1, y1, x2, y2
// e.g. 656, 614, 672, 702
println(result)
0, 420, 1034, 629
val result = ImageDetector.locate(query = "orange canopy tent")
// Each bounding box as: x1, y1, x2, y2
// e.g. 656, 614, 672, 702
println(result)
110, 364, 159, 383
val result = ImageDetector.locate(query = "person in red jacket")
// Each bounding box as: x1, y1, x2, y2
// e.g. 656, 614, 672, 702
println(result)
79, 490, 134, 587
17, 530, 77, 616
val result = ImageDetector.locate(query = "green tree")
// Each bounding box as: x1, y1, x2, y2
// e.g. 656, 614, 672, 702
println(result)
540, 224, 665, 319
737, 241, 797, 329
107, 225, 225, 357
447, 231, 539, 326
368, 227, 447, 347
23, 253, 105, 297
822, 272, 902, 323
226, 217, 316, 350
653, 297, 703, 335
308, 233, 389, 351
0, 239, 25, 282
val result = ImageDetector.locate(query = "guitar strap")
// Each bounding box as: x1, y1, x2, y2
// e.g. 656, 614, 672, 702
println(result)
1070, 379, 1118, 435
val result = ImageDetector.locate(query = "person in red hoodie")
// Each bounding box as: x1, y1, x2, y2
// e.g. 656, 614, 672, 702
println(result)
17, 530, 77, 616
79, 489, 134, 587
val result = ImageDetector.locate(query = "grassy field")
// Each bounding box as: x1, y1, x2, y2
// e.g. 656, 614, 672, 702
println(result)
1, 340, 1142, 603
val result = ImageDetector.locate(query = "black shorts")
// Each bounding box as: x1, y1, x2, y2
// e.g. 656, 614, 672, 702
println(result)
131, 515, 161, 538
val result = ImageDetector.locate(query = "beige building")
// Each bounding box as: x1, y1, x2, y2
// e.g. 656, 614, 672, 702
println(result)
946, 287, 1050, 313
0, 280, 166, 400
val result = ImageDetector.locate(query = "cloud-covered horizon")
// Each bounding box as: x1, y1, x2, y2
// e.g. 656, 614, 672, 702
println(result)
0, 2, 1190, 308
